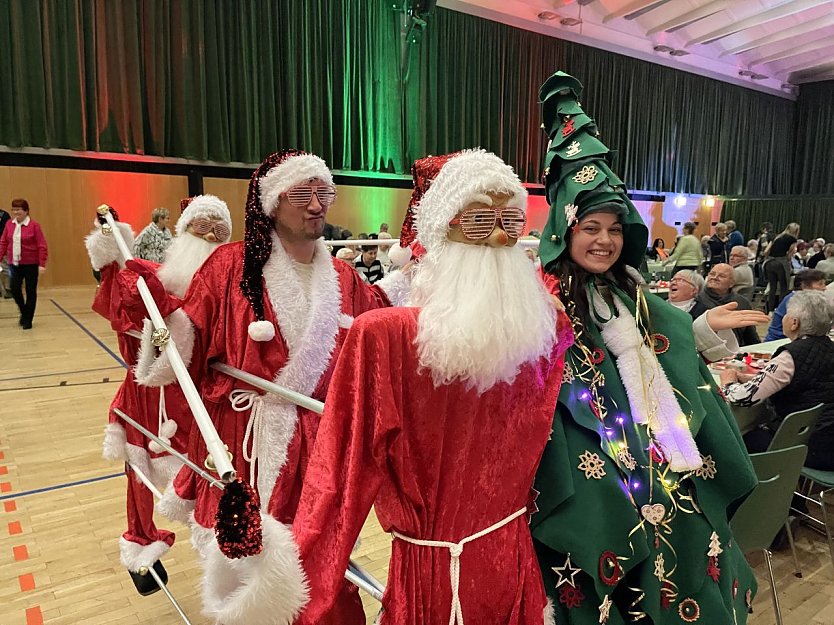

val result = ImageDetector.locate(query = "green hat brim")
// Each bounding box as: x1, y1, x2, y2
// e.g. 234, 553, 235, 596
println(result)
539, 71, 584, 103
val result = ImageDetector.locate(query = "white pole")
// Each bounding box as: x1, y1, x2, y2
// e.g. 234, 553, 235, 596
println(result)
345, 567, 384, 602
113, 408, 224, 491
348, 560, 386, 595
127, 462, 164, 499
145, 566, 195, 625
323, 238, 540, 248
99, 206, 235, 483
211, 363, 325, 414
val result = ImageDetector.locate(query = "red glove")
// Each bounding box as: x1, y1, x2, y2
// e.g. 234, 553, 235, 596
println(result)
124, 259, 182, 319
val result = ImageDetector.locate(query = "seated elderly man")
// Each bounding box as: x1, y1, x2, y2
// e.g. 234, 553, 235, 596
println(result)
695, 263, 760, 346
721, 290, 834, 470
729, 245, 754, 299
764, 269, 827, 341
669, 269, 768, 360
815, 243, 834, 278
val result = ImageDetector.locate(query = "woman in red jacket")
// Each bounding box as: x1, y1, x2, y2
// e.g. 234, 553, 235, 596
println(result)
0, 199, 48, 329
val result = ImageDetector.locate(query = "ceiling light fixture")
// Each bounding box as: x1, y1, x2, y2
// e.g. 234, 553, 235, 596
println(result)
538, 10, 559, 20
560, 16, 583, 26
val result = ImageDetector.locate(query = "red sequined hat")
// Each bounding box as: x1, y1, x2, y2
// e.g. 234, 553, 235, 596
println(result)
389, 153, 459, 265
241, 150, 333, 341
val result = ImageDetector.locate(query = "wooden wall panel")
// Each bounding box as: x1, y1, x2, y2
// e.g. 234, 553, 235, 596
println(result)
0, 167, 187, 286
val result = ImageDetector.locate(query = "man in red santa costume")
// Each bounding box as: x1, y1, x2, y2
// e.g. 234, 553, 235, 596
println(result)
134, 150, 410, 625
84, 195, 232, 594
289, 149, 572, 625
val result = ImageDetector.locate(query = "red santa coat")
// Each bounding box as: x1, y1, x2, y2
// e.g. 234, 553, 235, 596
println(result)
91, 260, 191, 571
136, 236, 409, 625
292, 306, 572, 625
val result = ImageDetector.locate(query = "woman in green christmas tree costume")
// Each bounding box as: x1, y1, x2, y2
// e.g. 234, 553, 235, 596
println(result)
531, 71, 759, 625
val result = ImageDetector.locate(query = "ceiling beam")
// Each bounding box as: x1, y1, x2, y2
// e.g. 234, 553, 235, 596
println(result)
602, 0, 666, 24
753, 37, 834, 66
685, 0, 832, 46
779, 55, 834, 76
645, 0, 728, 36
790, 60, 834, 82
719, 12, 834, 57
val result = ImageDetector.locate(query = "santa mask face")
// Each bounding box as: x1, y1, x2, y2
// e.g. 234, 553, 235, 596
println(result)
446, 192, 525, 248
186, 216, 231, 243
272, 178, 332, 242
157, 230, 223, 298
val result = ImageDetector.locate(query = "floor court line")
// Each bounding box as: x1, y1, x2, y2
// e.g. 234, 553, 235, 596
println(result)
0, 379, 121, 393
0, 472, 124, 502
50, 299, 126, 368
0, 365, 124, 383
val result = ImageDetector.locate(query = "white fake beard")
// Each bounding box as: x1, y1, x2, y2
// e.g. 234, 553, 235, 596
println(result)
156, 234, 220, 297
410, 241, 557, 393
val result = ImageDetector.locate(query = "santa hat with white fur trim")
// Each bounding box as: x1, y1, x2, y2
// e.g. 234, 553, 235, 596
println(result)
174, 194, 233, 240
241, 150, 334, 342
414, 149, 528, 254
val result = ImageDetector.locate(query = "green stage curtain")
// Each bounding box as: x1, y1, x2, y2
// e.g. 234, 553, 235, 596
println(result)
0, 0, 800, 195
794, 80, 834, 195
721, 197, 834, 243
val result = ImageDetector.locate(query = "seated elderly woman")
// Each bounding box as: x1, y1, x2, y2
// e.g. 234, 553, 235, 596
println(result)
669, 269, 769, 360
721, 290, 834, 470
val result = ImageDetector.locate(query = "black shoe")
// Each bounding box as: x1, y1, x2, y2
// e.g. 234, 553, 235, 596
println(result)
22, 321, 32, 330
128, 560, 168, 596
3, 292, 11, 299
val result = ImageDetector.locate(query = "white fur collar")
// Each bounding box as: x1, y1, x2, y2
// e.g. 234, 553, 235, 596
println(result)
256, 235, 341, 498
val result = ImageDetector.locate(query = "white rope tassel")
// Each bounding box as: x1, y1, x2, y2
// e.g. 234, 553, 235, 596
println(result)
149, 387, 177, 454
391, 507, 527, 625
230, 389, 265, 488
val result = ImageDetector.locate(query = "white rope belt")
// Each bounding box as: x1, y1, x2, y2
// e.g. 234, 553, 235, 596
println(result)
391, 507, 527, 625
230, 389, 264, 488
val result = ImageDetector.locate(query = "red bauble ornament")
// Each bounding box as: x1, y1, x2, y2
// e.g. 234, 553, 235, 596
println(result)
599, 551, 622, 586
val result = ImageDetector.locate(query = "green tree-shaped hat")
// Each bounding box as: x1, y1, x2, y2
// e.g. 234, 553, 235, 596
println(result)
538, 71, 648, 271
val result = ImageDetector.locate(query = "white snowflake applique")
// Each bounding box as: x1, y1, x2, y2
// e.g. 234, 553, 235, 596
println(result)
599, 594, 613, 624
616, 448, 637, 471
654, 553, 666, 580
694, 454, 717, 480
564, 203, 578, 226
578, 450, 606, 480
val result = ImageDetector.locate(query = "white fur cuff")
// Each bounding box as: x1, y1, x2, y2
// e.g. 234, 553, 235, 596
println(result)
134, 311, 195, 387
200, 513, 309, 625
102, 422, 127, 462
119, 537, 171, 573
85, 222, 135, 270
248, 320, 276, 342
156, 483, 196, 524
377, 270, 411, 306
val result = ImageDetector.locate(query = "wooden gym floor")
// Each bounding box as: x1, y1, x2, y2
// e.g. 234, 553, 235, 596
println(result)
0, 286, 832, 625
